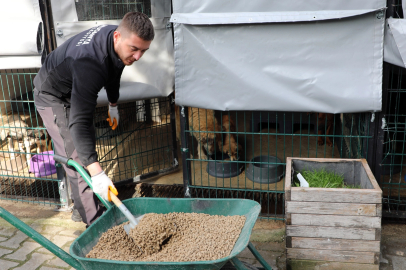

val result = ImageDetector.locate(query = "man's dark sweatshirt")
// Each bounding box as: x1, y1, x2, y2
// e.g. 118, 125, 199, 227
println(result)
34, 25, 125, 167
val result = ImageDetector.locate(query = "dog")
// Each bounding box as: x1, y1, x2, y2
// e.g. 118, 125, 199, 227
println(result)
188, 107, 222, 159
219, 115, 241, 161
0, 115, 52, 166
317, 113, 334, 146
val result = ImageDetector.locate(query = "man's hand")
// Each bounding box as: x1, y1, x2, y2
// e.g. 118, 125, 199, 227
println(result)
91, 171, 118, 201
106, 104, 119, 130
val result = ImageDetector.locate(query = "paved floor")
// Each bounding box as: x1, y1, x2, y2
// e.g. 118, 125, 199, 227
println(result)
0, 200, 405, 270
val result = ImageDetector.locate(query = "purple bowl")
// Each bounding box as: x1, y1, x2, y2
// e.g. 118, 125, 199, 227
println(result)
29, 151, 56, 177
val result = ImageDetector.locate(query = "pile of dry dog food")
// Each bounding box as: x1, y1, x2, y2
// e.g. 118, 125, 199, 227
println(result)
86, 212, 246, 262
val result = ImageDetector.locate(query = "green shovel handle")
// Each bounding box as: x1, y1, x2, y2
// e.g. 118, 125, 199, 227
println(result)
53, 155, 112, 210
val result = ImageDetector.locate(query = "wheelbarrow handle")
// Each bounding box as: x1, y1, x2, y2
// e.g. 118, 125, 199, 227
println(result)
53, 154, 71, 165
0, 207, 85, 270
53, 154, 112, 210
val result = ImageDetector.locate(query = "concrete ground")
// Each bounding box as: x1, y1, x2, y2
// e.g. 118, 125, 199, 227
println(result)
0, 200, 405, 270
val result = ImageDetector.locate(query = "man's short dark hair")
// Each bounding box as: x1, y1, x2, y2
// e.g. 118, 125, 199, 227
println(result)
117, 12, 154, 41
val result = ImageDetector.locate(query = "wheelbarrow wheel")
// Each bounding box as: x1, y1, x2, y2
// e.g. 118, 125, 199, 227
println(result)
221, 260, 260, 270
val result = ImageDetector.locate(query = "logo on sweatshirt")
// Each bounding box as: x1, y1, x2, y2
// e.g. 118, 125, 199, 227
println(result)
76, 25, 107, 46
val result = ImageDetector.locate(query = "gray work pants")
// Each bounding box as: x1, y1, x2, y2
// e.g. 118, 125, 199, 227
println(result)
34, 93, 104, 226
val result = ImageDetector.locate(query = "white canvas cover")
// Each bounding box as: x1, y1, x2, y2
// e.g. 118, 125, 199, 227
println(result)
383, 0, 406, 69
383, 18, 406, 68
51, 0, 174, 104
0, 0, 44, 69
171, 0, 386, 113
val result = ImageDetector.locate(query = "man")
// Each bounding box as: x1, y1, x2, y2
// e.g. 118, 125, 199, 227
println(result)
33, 12, 154, 226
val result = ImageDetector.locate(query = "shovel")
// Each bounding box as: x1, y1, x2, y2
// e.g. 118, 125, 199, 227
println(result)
52, 155, 144, 236
108, 190, 144, 234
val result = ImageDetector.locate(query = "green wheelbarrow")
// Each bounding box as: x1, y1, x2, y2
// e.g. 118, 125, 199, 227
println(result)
0, 155, 272, 270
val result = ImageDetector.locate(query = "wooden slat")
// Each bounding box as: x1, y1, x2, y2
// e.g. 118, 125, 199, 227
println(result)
376, 204, 382, 217
286, 213, 292, 225
375, 229, 381, 241
287, 248, 378, 264
286, 225, 378, 240
291, 237, 380, 252
290, 187, 381, 203
361, 159, 382, 192
285, 189, 291, 202
290, 214, 381, 228
287, 259, 379, 270
287, 201, 377, 216
288, 158, 362, 163
285, 158, 292, 193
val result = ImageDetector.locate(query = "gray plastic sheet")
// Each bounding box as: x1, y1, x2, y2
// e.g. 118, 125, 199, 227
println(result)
0, 0, 44, 68
172, 0, 385, 113
383, 0, 406, 69
50, 0, 78, 22
0, 20, 43, 55
383, 18, 406, 68
173, 0, 385, 14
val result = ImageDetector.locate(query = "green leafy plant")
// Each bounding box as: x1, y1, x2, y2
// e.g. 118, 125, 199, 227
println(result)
293, 168, 361, 189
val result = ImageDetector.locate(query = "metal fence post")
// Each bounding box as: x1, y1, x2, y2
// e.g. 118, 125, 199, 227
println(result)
169, 93, 179, 169
180, 106, 191, 198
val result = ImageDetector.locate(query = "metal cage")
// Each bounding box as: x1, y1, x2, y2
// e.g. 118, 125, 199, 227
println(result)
179, 108, 373, 220
74, 0, 152, 21
95, 98, 178, 185
0, 69, 60, 205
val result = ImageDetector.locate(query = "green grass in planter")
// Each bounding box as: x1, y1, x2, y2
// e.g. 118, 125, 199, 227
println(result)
293, 169, 361, 188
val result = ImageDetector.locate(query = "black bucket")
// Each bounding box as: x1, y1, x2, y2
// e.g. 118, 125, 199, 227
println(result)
206, 152, 244, 178
246, 156, 284, 184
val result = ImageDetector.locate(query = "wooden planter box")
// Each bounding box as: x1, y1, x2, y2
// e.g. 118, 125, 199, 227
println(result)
285, 158, 382, 270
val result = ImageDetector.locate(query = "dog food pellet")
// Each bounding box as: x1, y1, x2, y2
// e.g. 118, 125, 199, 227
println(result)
86, 212, 246, 262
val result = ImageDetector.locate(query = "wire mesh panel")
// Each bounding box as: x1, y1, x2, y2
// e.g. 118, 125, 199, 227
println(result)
180, 108, 372, 220
0, 69, 60, 205
95, 98, 176, 183
380, 64, 406, 219
376, 0, 406, 220
74, 0, 151, 21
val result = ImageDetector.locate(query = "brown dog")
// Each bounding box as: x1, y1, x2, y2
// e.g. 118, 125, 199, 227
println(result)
317, 113, 334, 146
188, 107, 222, 159
219, 115, 241, 161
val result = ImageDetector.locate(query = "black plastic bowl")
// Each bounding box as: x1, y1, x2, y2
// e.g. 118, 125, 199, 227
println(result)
246, 156, 284, 184
206, 152, 244, 178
